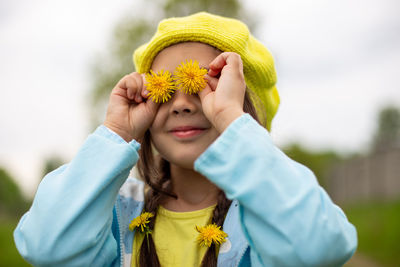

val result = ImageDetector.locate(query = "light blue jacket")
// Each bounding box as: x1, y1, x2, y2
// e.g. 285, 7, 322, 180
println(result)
14, 114, 357, 266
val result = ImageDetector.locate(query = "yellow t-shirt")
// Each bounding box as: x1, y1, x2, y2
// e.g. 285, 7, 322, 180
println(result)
131, 205, 215, 267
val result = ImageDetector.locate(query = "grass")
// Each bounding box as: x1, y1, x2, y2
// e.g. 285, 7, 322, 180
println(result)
0, 219, 31, 267
343, 199, 400, 267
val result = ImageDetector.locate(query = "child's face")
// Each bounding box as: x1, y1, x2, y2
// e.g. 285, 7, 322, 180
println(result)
149, 42, 221, 169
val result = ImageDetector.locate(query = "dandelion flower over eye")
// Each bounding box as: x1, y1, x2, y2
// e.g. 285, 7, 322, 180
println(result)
195, 223, 228, 247
145, 70, 175, 103
129, 212, 154, 233
174, 60, 208, 95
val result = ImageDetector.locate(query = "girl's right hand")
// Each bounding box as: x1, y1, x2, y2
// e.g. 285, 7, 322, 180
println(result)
103, 72, 159, 143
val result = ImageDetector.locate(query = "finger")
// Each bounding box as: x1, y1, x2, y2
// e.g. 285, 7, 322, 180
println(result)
146, 95, 161, 113
135, 91, 143, 103
118, 74, 134, 89
115, 75, 130, 99
208, 52, 229, 76
198, 83, 213, 102
134, 74, 144, 102
126, 79, 137, 100
119, 73, 142, 98
205, 74, 218, 91
112, 86, 129, 99
208, 61, 224, 77
126, 86, 134, 100
140, 74, 150, 98
209, 52, 243, 76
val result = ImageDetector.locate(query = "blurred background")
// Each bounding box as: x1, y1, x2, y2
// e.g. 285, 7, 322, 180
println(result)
1, 0, 399, 266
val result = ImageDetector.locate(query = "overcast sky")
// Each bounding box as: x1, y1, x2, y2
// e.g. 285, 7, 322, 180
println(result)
1, 0, 400, 197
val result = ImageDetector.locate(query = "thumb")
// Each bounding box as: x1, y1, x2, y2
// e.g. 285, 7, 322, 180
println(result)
205, 74, 218, 91
145, 97, 160, 115
198, 83, 213, 103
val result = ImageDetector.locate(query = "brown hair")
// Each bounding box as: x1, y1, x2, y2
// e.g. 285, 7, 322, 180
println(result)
136, 90, 263, 267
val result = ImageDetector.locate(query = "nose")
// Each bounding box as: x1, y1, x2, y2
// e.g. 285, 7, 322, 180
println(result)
170, 90, 199, 115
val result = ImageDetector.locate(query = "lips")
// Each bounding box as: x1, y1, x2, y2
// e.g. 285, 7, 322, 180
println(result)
169, 126, 207, 139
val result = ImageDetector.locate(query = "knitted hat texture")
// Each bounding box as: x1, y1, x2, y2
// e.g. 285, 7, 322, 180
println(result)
133, 12, 279, 130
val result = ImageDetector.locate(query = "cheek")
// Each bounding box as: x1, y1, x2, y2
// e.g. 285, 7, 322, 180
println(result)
149, 131, 167, 153
150, 105, 168, 132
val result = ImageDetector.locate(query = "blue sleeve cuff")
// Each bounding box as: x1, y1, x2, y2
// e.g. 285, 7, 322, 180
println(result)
96, 125, 141, 151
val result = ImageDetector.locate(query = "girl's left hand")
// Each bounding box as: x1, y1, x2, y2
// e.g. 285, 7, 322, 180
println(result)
198, 52, 245, 133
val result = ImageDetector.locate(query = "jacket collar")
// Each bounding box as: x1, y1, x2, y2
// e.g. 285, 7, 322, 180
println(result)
218, 199, 249, 266
117, 179, 249, 267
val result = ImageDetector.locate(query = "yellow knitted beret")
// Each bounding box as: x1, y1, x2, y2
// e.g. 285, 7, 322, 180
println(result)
133, 12, 279, 130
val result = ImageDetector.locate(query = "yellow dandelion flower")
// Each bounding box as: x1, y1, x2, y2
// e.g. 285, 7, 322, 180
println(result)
129, 212, 154, 232
174, 60, 208, 95
195, 223, 228, 247
145, 70, 175, 103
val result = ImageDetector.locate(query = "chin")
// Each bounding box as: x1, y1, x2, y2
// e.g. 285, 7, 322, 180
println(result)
170, 155, 198, 169
153, 140, 208, 168
161, 150, 204, 170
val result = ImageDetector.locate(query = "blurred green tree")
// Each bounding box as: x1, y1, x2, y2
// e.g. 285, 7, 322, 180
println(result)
0, 167, 29, 218
283, 144, 342, 187
41, 156, 65, 179
372, 105, 400, 152
88, 0, 255, 128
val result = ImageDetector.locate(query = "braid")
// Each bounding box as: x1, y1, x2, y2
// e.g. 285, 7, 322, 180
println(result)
211, 190, 233, 226
200, 191, 232, 267
138, 187, 161, 267
198, 89, 259, 267
137, 131, 175, 267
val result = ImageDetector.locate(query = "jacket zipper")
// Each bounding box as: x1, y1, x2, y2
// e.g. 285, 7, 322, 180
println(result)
235, 246, 248, 267
115, 197, 124, 267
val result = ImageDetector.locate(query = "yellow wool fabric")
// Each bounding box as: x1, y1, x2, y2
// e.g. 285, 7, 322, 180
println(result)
131, 205, 215, 267
133, 12, 280, 130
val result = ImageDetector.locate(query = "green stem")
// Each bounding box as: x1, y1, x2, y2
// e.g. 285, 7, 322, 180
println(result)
146, 231, 150, 251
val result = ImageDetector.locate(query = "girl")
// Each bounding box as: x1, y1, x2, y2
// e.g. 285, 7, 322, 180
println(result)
14, 12, 357, 267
